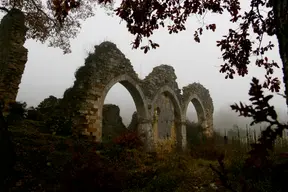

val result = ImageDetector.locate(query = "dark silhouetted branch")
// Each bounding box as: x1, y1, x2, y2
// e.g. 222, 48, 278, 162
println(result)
0, 7, 9, 13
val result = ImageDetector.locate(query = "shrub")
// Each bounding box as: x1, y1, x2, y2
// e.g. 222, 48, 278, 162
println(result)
44, 114, 73, 136
26, 107, 43, 121
60, 140, 127, 192
186, 120, 204, 146
37, 96, 61, 117
113, 130, 143, 150
6, 101, 27, 125
190, 142, 225, 161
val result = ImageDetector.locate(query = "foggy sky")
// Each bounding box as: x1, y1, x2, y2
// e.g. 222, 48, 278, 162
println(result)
1, 2, 287, 130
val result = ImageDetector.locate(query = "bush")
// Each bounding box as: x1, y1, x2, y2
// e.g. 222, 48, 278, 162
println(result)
26, 107, 43, 121
186, 121, 204, 146
44, 114, 73, 136
60, 140, 127, 192
190, 142, 225, 161
37, 96, 61, 117
113, 130, 143, 150
6, 101, 27, 125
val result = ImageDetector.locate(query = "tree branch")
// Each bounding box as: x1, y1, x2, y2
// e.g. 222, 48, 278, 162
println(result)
0, 7, 9, 13
30, 0, 59, 27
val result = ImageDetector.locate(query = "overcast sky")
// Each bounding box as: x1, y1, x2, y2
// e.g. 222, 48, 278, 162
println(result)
1, 2, 286, 129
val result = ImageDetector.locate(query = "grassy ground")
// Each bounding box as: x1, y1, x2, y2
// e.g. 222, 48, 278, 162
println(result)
7, 120, 253, 192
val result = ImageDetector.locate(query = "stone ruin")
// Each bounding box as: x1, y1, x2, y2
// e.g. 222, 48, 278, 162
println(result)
0, 9, 28, 110
62, 41, 214, 152
0, 13, 214, 151
0, 9, 213, 152
102, 104, 127, 141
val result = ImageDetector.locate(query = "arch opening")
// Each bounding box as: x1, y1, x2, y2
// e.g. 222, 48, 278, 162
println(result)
184, 97, 206, 146
100, 75, 148, 142
184, 96, 206, 125
103, 83, 136, 141
186, 101, 198, 123
191, 98, 205, 123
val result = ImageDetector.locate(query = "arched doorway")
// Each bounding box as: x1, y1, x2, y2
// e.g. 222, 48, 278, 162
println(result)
99, 74, 148, 142
182, 83, 214, 139
185, 97, 206, 146
102, 83, 137, 142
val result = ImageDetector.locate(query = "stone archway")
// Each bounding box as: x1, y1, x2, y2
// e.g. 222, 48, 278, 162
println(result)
183, 95, 206, 127
77, 73, 149, 143
151, 85, 185, 151
182, 83, 214, 138
66, 41, 149, 146
99, 74, 149, 140
66, 41, 214, 152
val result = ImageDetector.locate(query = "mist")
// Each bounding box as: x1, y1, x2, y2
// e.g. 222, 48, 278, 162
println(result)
1, 2, 284, 133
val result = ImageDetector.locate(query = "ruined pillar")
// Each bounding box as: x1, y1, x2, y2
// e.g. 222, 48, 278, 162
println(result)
138, 118, 155, 151
204, 113, 214, 137
0, 8, 28, 109
175, 121, 187, 152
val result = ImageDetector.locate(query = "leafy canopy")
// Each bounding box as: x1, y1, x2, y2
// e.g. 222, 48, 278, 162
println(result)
0, 0, 99, 53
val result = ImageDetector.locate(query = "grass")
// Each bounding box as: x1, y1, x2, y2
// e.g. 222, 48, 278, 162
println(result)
7, 120, 226, 191
7, 119, 288, 192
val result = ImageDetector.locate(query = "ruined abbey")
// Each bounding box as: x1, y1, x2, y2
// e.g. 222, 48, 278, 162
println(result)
0, 9, 214, 152
62, 41, 214, 152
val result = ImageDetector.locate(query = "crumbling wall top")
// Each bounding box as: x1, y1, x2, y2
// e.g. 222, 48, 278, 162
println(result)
182, 82, 214, 114
142, 64, 181, 100
84, 41, 139, 83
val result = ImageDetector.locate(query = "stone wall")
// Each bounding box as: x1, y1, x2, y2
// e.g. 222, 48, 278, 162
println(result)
152, 93, 177, 153
102, 104, 127, 141
67, 41, 214, 152
127, 112, 138, 131
0, 9, 28, 110
154, 94, 175, 139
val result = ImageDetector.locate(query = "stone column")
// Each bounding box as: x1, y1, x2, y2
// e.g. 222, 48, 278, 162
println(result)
175, 120, 187, 152
202, 115, 214, 138
79, 98, 102, 142
0, 9, 28, 111
138, 118, 155, 152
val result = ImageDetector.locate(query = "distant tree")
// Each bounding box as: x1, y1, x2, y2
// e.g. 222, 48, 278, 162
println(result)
227, 124, 246, 139
36, 95, 73, 135
37, 95, 60, 115
26, 106, 43, 121
6, 101, 27, 125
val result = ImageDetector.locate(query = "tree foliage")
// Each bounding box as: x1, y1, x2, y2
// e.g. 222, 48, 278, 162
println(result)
37, 95, 61, 115
53, 1, 285, 80
0, 0, 99, 53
